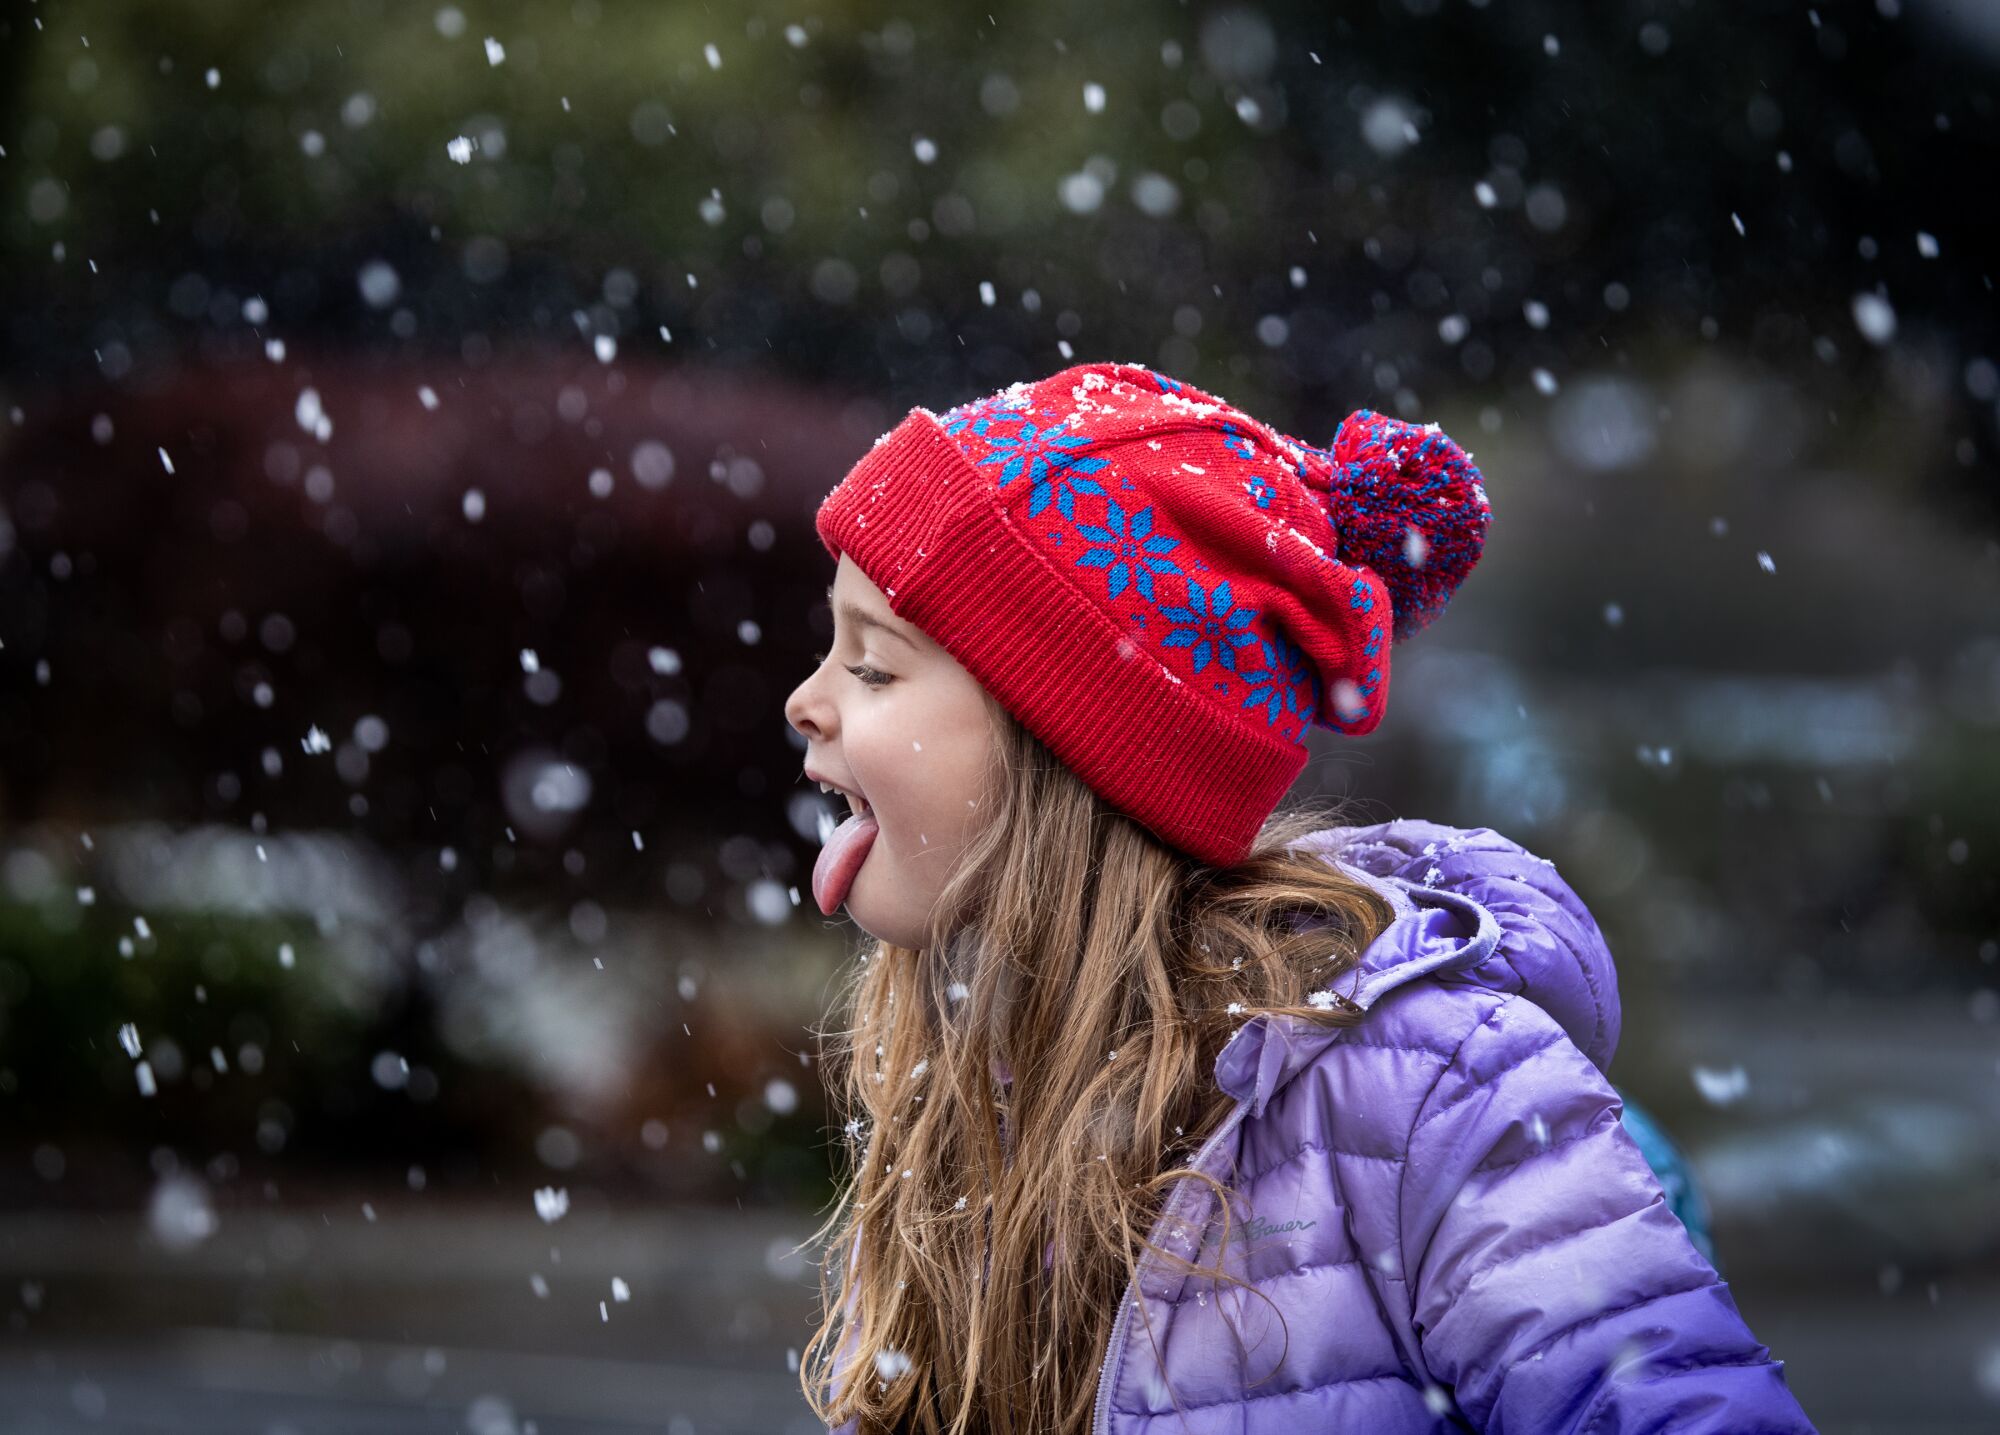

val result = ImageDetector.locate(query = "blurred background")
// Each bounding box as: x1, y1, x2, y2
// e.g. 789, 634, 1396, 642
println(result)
1, 0, 1996, 1430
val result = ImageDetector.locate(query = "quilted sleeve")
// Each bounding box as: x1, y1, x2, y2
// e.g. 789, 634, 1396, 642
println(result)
1399, 993, 1817, 1434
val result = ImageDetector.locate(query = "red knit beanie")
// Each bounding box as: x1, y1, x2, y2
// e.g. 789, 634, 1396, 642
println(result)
813, 361, 1491, 867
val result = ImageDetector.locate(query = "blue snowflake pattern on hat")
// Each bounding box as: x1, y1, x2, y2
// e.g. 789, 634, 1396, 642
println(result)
941, 401, 998, 439
1069, 501, 1184, 602
1241, 469, 1278, 510
816, 360, 1499, 865
929, 366, 1478, 748
1215, 423, 1279, 510
1240, 633, 1320, 738
974, 418, 1109, 521
1157, 579, 1261, 676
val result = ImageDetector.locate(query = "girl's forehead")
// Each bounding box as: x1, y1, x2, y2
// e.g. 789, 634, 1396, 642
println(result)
827, 563, 922, 651
832, 552, 880, 593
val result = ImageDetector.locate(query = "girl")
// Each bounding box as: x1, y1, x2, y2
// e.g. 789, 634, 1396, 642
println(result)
783, 362, 1815, 1434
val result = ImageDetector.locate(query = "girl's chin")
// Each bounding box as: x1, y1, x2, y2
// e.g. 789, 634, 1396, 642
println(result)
847, 876, 926, 949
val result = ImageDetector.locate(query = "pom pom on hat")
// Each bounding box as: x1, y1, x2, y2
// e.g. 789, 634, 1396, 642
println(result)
1327, 409, 1492, 643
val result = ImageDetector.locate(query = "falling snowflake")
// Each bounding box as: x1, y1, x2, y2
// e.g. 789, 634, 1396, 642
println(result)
1691, 1065, 1750, 1106
294, 387, 331, 440
1851, 291, 1897, 346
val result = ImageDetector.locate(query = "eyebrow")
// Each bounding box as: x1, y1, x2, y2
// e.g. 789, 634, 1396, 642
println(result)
827, 585, 916, 650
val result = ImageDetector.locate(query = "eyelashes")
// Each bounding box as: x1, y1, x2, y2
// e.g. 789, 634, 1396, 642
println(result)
812, 651, 893, 688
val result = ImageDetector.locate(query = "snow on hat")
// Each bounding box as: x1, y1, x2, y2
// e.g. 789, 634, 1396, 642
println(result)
813, 361, 1491, 866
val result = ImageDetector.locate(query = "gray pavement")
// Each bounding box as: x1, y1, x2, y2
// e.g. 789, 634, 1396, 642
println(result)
2, 1185, 1996, 1431
0, 1201, 832, 1434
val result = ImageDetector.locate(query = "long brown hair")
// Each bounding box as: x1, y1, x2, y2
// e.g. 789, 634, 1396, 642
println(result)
797, 693, 1398, 1434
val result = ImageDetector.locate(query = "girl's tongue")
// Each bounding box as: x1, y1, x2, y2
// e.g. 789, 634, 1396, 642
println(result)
812, 809, 880, 915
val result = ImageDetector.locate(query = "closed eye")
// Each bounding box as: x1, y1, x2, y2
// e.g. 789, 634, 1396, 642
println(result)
812, 651, 892, 688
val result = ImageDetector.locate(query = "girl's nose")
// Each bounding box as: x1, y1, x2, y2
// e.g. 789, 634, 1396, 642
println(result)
784, 670, 825, 741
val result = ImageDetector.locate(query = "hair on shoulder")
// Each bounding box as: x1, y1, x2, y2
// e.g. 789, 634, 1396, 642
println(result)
799, 697, 1397, 1435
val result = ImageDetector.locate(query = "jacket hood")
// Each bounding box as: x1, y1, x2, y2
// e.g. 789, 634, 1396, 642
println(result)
1214, 819, 1623, 1119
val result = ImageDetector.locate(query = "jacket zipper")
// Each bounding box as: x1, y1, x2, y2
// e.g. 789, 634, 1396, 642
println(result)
1090, 1099, 1251, 1434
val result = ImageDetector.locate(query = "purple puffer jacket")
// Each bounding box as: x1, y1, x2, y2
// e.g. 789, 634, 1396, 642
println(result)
824, 820, 1817, 1433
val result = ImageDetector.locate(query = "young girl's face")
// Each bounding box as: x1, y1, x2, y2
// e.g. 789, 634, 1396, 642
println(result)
784, 554, 997, 948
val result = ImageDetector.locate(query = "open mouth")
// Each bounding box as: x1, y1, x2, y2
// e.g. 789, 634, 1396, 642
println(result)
816, 779, 873, 820
810, 778, 880, 916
